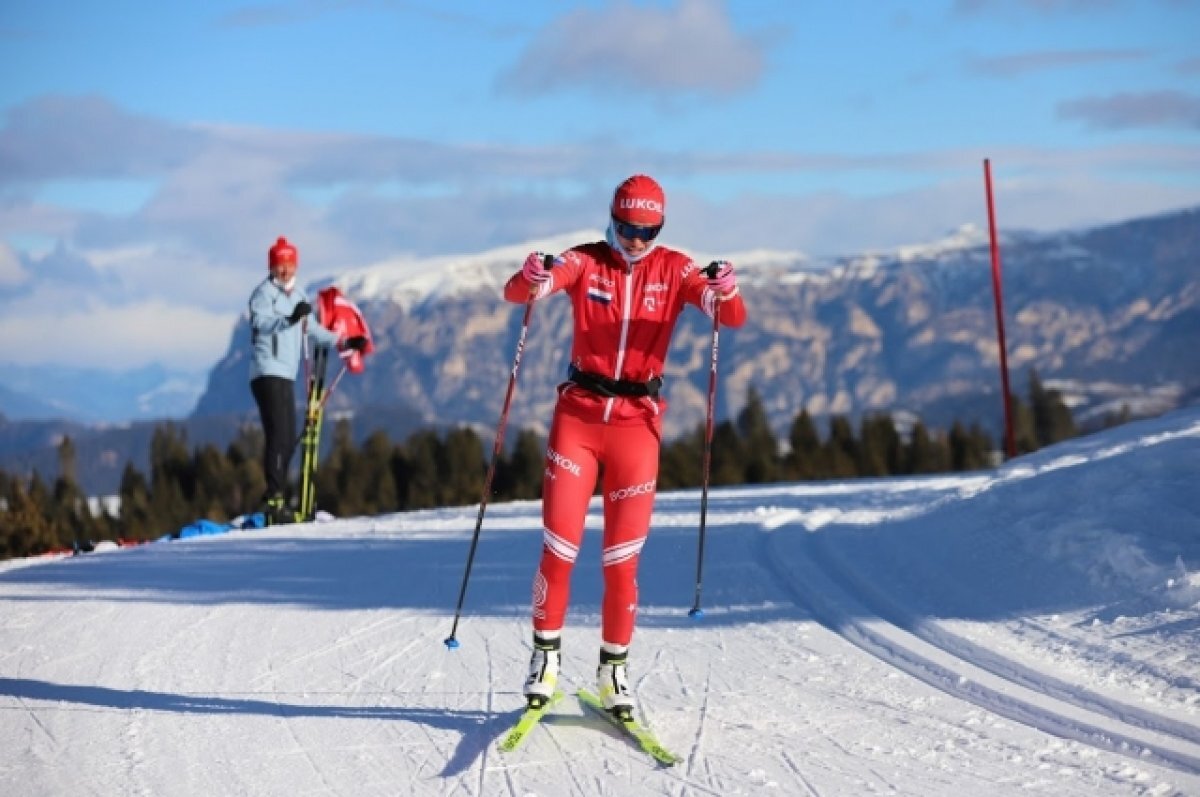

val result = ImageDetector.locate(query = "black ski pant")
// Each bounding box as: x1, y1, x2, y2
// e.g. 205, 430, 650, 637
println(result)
251, 376, 297, 500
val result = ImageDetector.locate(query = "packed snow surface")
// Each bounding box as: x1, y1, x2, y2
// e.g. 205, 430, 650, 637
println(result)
2, 407, 1198, 796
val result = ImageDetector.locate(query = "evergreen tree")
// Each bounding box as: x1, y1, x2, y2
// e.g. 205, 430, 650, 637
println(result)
118, 463, 154, 541
396, 429, 443, 510
1, 476, 57, 558
51, 437, 97, 549
658, 425, 703, 490
359, 430, 399, 514
58, 436, 79, 485
494, 428, 544, 501
824, 416, 859, 478
318, 420, 364, 516
1028, 369, 1077, 447
736, 387, 779, 484
227, 425, 266, 513
858, 415, 901, 477
1009, 392, 1038, 455
948, 422, 994, 471
147, 424, 193, 536
192, 444, 237, 522
508, 429, 546, 500
440, 427, 485, 507
708, 420, 744, 486
783, 409, 822, 480
904, 421, 947, 474
972, 424, 996, 468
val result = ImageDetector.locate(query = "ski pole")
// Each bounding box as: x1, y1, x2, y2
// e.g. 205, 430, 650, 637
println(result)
288, 360, 347, 459
690, 263, 723, 619
444, 255, 553, 650
298, 357, 347, 521
298, 345, 329, 521
322, 362, 347, 409
302, 316, 311, 393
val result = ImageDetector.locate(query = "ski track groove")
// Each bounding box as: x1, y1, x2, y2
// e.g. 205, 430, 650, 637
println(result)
347, 622, 441, 696
248, 613, 403, 689
781, 748, 823, 797
18, 695, 57, 747
649, 647, 727, 797
1022, 615, 1200, 695
273, 678, 338, 796
807, 531, 1200, 749
757, 528, 1200, 777
480, 635, 493, 797
481, 634, 518, 797
678, 654, 712, 790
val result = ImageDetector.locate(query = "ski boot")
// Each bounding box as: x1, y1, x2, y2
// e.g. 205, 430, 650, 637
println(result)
596, 648, 634, 719
262, 494, 291, 527
522, 633, 561, 709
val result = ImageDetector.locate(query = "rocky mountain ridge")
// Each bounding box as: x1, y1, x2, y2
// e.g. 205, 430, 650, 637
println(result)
195, 206, 1199, 442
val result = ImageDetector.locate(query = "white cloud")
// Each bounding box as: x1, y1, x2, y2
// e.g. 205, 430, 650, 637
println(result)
497, 0, 768, 99
1058, 91, 1200, 131
0, 241, 29, 288
0, 292, 237, 370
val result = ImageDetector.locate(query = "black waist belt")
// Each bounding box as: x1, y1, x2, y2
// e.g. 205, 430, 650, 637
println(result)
568, 366, 662, 399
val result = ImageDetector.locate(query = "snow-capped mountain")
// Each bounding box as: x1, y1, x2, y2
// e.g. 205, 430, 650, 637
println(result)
193, 205, 1200, 443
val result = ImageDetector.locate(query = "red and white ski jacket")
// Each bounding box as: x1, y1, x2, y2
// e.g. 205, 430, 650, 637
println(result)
504, 241, 747, 424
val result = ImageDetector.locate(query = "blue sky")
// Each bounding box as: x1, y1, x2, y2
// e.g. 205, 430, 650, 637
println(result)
1, 0, 1198, 373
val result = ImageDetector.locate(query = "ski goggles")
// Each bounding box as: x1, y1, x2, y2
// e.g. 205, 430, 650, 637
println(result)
612, 219, 662, 242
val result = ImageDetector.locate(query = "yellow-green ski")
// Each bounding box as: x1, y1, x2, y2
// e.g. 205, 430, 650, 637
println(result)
576, 689, 680, 766
498, 691, 564, 753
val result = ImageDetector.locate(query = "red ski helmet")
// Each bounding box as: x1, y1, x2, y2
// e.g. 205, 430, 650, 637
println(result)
268, 236, 298, 269
611, 174, 665, 226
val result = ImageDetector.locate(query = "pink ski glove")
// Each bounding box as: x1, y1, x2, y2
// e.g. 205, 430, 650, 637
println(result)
522, 251, 553, 286
706, 260, 738, 296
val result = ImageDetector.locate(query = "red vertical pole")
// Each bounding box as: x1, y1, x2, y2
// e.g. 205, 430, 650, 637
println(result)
983, 158, 1017, 459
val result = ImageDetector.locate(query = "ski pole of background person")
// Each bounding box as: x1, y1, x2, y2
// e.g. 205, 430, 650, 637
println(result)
444, 254, 555, 650
302, 317, 310, 394
291, 354, 348, 456
690, 262, 723, 619
290, 345, 329, 459
298, 345, 329, 522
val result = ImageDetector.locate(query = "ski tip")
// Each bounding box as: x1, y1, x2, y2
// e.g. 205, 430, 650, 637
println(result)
688, 607, 705, 620
443, 637, 460, 650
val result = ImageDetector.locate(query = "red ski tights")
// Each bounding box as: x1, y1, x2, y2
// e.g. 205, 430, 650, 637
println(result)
532, 403, 661, 648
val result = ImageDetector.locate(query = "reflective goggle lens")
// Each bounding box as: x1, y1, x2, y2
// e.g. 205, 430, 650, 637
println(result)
613, 219, 662, 242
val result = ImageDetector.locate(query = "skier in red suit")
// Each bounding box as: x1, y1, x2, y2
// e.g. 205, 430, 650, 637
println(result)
504, 174, 747, 714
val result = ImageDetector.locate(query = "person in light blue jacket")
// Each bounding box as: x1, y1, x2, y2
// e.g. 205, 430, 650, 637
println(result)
249, 236, 367, 523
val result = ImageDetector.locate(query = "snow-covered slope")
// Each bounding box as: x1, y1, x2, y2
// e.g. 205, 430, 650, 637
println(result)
1, 409, 1197, 796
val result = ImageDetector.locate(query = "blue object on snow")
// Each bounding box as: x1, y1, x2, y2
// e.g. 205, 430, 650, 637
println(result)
176, 519, 234, 539
237, 513, 267, 530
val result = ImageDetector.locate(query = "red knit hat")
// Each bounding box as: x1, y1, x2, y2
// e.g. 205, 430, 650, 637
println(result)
268, 236, 298, 268
611, 175, 665, 226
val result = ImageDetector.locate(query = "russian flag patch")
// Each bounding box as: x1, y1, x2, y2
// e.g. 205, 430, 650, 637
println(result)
587, 287, 613, 305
